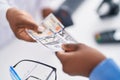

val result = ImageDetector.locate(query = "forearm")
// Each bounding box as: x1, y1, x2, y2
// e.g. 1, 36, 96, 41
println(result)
90, 59, 120, 80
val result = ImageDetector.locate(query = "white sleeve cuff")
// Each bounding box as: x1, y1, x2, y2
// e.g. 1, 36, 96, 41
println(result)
0, 4, 11, 27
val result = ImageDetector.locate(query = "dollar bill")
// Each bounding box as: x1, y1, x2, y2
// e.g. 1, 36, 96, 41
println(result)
27, 13, 77, 51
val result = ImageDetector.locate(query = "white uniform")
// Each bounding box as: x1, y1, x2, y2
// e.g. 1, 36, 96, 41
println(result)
0, 0, 52, 48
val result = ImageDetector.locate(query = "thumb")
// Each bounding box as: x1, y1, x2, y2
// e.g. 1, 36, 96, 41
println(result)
26, 23, 40, 33
62, 44, 79, 52
55, 51, 69, 63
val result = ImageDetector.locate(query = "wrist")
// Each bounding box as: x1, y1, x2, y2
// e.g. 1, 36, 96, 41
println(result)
88, 55, 106, 77
6, 8, 17, 21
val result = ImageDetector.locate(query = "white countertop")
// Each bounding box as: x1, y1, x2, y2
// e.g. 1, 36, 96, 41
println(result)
0, 0, 120, 80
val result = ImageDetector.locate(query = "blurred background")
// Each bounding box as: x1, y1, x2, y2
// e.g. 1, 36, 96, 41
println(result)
0, 0, 120, 80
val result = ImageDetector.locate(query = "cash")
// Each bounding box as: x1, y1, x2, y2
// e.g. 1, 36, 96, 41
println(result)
27, 13, 77, 51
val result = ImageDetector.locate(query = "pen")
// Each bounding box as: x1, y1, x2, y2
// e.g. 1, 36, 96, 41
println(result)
9, 66, 21, 80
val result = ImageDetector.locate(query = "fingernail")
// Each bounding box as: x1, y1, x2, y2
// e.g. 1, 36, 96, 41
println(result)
38, 26, 45, 32
55, 51, 58, 54
64, 44, 70, 48
62, 44, 66, 47
37, 31, 42, 34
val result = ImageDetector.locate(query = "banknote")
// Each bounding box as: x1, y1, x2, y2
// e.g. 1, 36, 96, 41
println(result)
27, 13, 77, 51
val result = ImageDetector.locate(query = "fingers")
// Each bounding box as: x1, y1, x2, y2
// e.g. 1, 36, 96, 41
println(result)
16, 28, 36, 42
26, 23, 40, 33
16, 21, 40, 33
42, 8, 53, 18
62, 43, 79, 52
55, 51, 71, 63
15, 22, 40, 42
56, 51, 65, 62
57, 43, 85, 61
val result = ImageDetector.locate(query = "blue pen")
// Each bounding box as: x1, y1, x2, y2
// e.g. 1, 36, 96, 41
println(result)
9, 66, 21, 80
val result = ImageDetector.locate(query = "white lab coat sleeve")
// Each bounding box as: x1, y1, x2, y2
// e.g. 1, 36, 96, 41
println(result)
38, 0, 65, 11
0, 0, 15, 48
36, 0, 51, 12
0, 0, 11, 28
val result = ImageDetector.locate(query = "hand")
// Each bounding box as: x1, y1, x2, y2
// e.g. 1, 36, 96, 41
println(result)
56, 43, 106, 77
42, 8, 53, 18
6, 8, 39, 42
